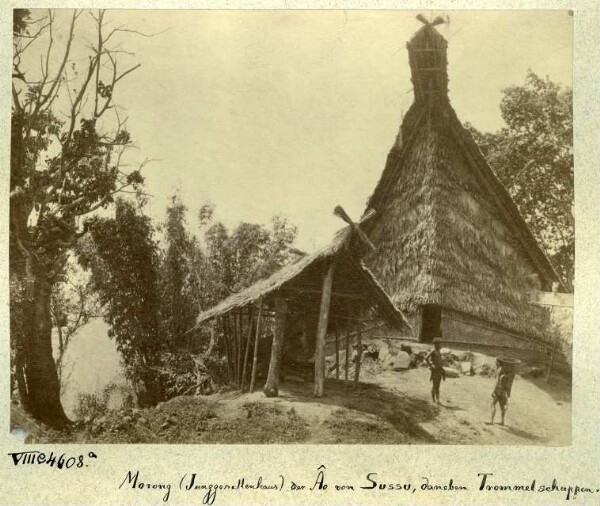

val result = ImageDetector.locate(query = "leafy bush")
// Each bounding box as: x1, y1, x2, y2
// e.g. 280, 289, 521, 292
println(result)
155, 350, 229, 399
73, 382, 135, 421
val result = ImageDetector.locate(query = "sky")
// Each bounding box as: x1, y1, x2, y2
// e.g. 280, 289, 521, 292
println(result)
29, 9, 572, 252
18, 8, 573, 411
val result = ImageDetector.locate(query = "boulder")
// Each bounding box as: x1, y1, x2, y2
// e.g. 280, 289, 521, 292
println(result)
392, 351, 411, 371
471, 353, 498, 374
409, 352, 422, 368
400, 344, 413, 355
457, 351, 473, 362
443, 366, 460, 378
521, 366, 546, 378
460, 361, 473, 375
478, 363, 496, 377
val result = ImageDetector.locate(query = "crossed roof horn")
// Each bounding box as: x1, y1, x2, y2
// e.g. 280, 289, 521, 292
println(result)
416, 13, 447, 27
333, 205, 376, 251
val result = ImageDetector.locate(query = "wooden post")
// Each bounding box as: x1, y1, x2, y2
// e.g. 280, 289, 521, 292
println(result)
241, 308, 255, 392
228, 313, 238, 386
237, 310, 244, 387
249, 300, 263, 393
545, 339, 558, 383
345, 325, 350, 381
263, 297, 287, 397
220, 316, 233, 383
354, 311, 363, 389
314, 260, 336, 397
334, 319, 340, 380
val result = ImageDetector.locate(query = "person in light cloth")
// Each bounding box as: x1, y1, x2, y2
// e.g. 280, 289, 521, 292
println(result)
425, 337, 445, 405
491, 359, 512, 425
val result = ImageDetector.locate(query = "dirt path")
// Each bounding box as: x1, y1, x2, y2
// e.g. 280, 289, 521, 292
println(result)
194, 364, 571, 445
365, 367, 571, 445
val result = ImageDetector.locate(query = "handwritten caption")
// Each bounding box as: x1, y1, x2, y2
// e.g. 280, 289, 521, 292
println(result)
117, 466, 600, 504
7, 450, 98, 470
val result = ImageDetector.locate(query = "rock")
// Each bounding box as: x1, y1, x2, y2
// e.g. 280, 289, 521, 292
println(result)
457, 351, 473, 362
400, 344, 413, 355
122, 415, 133, 424
521, 366, 546, 378
441, 351, 459, 366
471, 353, 498, 374
409, 353, 421, 368
460, 361, 473, 375
392, 351, 411, 370
443, 366, 460, 378
138, 417, 148, 425
377, 340, 390, 356
364, 344, 379, 360
478, 363, 495, 377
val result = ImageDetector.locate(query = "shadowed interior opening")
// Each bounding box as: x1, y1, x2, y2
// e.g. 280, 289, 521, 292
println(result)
420, 305, 442, 343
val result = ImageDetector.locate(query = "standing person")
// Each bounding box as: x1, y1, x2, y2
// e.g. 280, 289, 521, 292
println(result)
490, 359, 513, 425
425, 337, 445, 405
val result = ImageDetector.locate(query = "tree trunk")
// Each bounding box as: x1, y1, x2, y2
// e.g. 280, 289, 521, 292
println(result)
19, 275, 71, 428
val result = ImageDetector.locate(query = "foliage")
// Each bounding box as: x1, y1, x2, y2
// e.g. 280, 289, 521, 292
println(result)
466, 71, 574, 290
10, 8, 147, 426
77, 199, 164, 406
159, 195, 199, 349
199, 209, 299, 307
152, 350, 228, 398
147, 197, 299, 397
73, 382, 135, 421
50, 262, 100, 390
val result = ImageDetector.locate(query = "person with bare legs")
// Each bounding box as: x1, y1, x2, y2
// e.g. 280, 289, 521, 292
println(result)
491, 359, 511, 425
425, 337, 445, 405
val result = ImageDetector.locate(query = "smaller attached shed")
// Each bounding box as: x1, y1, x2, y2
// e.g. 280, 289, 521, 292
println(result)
193, 225, 410, 398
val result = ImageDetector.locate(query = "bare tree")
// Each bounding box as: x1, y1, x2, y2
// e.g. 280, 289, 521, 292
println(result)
10, 9, 150, 427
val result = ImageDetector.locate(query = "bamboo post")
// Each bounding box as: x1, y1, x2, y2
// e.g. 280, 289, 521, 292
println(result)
334, 319, 340, 380
241, 308, 255, 392
237, 310, 244, 387
545, 338, 558, 383
249, 300, 263, 393
221, 316, 233, 383
232, 312, 238, 386
314, 259, 336, 397
354, 311, 363, 389
263, 297, 287, 397
345, 325, 350, 381
229, 313, 238, 386
218, 316, 230, 383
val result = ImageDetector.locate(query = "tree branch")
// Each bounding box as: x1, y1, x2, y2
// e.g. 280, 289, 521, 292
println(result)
37, 10, 79, 113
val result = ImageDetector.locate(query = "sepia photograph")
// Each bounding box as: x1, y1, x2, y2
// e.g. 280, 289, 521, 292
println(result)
9, 9, 574, 447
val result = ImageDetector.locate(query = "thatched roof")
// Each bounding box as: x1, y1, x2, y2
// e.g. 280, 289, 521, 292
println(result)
194, 226, 411, 332
361, 21, 562, 340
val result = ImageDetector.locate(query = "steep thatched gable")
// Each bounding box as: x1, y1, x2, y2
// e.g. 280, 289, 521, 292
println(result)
361, 21, 561, 341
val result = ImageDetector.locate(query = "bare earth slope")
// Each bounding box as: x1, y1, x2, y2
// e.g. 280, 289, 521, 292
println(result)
17, 351, 571, 445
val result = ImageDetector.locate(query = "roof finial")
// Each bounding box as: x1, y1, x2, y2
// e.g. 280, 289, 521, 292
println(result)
416, 13, 446, 27
408, 15, 449, 104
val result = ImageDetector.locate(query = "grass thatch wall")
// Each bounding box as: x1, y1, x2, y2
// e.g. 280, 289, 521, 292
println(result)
364, 102, 555, 342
